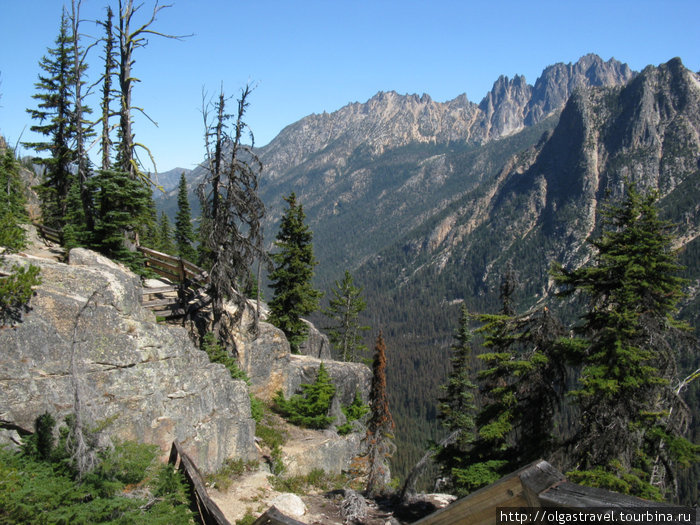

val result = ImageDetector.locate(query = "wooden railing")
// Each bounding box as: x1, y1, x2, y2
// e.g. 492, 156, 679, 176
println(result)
137, 246, 211, 319
169, 441, 230, 525
414, 460, 680, 525
32, 222, 62, 244
137, 246, 208, 285
30, 223, 211, 319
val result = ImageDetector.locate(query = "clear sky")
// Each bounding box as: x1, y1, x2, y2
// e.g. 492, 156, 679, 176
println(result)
1, 0, 699, 172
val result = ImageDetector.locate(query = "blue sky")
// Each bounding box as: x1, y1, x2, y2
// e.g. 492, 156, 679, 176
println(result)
1, 0, 699, 172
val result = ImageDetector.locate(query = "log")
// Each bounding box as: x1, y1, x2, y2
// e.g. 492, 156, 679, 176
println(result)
171, 441, 231, 525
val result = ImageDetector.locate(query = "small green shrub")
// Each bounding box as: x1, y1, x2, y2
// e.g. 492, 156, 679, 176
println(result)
250, 394, 264, 423
256, 421, 286, 450
0, 429, 193, 524
337, 390, 369, 435
270, 444, 286, 476
201, 331, 248, 381
268, 469, 347, 494
273, 363, 336, 429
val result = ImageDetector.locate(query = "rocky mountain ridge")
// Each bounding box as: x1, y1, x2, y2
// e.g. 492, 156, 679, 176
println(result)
257, 54, 634, 182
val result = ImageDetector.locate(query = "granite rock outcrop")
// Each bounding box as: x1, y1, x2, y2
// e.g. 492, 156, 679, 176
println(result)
0, 248, 256, 473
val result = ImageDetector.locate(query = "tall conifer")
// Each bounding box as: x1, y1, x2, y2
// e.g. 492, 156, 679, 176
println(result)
553, 183, 697, 500
24, 11, 77, 228
436, 305, 478, 473
268, 192, 322, 352
323, 270, 370, 361
174, 173, 196, 261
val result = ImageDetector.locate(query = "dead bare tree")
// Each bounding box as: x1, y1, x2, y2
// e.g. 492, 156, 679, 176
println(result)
116, 0, 189, 179
198, 85, 268, 343
67, 286, 111, 478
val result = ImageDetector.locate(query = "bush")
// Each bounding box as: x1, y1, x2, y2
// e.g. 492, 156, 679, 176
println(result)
273, 363, 336, 429
337, 390, 369, 435
201, 331, 248, 381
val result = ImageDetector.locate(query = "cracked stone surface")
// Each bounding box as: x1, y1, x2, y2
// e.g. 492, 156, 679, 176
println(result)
0, 248, 255, 473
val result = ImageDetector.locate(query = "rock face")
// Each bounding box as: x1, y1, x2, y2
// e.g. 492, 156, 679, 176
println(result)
0, 248, 256, 473
228, 302, 370, 407
283, 429, 364, 477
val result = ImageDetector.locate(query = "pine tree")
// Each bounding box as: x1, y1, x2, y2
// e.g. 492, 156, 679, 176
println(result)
198, 86, 267, 339
156, 211, 176, 254
323, 270, 370, 361
364, 331, 396, 498
553, 183, 697, 500
0, 148, 42, 325
268, 192, 322, 353
68, 0, 95, 236
98, 6, 117, 172
449, 273, 565, 495
23, 10, 77, 228
89, 169, 150, 270
174, 172, 196, 262
273, 363, 337, 429
436, 304, 478, 477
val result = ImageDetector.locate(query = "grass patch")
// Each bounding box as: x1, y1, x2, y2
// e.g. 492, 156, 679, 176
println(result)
268, 468, 347, 494
206, 457, 260, 491
236, 509, 258, 525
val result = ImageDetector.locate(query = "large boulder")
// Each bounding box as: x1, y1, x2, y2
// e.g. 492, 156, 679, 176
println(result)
282, 430, 364, 477
228, 303, 369, 407
297, 319, 332, 359
0, 249, 256, 473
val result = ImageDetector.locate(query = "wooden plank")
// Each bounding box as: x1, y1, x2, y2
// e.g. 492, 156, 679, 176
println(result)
538, 481, 678, 509
142, 297, 180, 308
144, 265, 181, 282
519, 459, 566, 507
182, 259, 205, 275
173, 441, 231, 525
414, 472, 527, 525
137, 245, 179, 261
252, 506, 307, 525
142, 285, 179, 295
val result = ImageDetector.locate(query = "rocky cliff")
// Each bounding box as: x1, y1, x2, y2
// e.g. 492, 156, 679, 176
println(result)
0, 248, 256, 473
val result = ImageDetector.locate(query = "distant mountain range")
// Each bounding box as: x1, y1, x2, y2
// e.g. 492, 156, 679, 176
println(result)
154, 54, 700, 486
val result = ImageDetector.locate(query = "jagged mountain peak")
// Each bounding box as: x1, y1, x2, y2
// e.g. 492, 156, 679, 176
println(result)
259, 54, 635, 181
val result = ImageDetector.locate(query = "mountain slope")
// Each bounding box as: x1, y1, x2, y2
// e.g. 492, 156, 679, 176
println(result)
353, 57, 700, 482
254, 54, 634, 284
155, 55, 634, 284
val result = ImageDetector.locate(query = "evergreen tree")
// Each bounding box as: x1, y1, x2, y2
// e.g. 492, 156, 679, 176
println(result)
268, 192, 322, 353
436, 304, 478, 477
0, 148, 42, 325
156, 211, 176, 254
68, 0, 95, 235
98, 6, 117, 172
364, 331, 396, 498
23, 10, 77, 228
89, 169, 150, 270
323, 270, 370, 361
273, 363, 336, 429
174, 172, 196, 261
553, 183, 697, 500
448, 274, 565, 496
